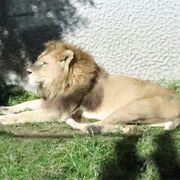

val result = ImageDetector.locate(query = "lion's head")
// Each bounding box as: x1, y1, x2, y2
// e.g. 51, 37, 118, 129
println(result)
27, 41, 101, 102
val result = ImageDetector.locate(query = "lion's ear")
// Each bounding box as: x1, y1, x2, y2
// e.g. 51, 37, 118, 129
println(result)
60, 50, 74, 65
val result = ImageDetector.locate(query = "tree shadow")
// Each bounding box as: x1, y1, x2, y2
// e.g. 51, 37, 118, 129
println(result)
99, 135, 146, 180
0, 0, 94, 105
152, 131, 180, 180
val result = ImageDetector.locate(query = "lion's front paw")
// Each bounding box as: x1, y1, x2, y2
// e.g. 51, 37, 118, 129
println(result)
0, 114, 18, 125
0, 106, 26, 115
0, 115, 5, 124
0, 106, 15, 115
0, 106, 9, 115
0, 115, 6, 124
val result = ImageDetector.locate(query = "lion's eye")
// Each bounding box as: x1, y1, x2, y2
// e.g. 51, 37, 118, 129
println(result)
42, 62, 47, 66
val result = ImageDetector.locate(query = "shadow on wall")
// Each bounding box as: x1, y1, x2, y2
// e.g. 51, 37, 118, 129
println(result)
0, 0, 94, 105
99, 132, 180, 180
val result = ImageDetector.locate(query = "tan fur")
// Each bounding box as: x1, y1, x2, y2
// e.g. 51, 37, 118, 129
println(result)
0, 41, 180, 134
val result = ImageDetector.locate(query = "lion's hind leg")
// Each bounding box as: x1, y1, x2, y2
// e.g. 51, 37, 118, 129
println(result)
92, 96, 180, 125
66, 96, 180, 134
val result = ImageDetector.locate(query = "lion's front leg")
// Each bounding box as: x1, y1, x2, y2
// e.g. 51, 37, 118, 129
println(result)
66, 118, 134, 134
0, 99, 43, 115
0, 108, 57, 125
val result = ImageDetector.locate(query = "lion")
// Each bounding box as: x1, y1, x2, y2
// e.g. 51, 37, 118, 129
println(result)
0, 40, 180, 134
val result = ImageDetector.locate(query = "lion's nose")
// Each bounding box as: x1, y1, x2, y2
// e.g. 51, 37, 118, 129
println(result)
26, 68, 32, 75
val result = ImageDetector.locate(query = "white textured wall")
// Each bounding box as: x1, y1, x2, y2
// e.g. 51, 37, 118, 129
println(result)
64, 0, 180, 80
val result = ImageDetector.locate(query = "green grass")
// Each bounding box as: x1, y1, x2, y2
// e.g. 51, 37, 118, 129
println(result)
0, 82, 180, 180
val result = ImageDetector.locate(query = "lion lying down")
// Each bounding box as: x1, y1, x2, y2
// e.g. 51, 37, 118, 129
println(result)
0, 41, 180, 134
